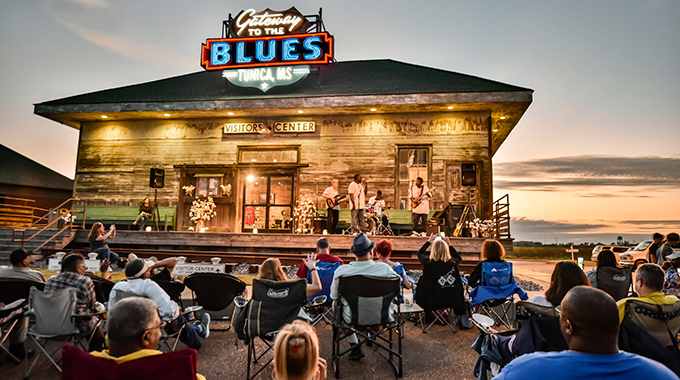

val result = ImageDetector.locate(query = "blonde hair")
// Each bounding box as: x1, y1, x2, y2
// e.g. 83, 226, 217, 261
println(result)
429, 239, 451, 262
259, 258, 288, 281
481, 239, 505, 261
273, 320, 319, 380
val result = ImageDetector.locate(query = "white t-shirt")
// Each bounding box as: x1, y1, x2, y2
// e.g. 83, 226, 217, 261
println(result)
368, 196, 386, 215
348, 181, 365, 210
322, 186, 340, 210
410, 185, 430, 214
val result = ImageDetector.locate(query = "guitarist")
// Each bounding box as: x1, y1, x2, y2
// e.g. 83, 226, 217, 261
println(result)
322, 180, 343, 233
410, 177, 432, 236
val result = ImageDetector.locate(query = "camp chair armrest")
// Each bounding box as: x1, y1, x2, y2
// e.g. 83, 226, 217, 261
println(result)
72, 309, 107, 319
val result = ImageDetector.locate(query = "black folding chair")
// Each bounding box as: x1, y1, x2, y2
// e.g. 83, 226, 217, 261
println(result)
85, 274, 115, 304
184, 272, 247, 330
0, 298, 27, 364
414, 260, 467, 333
154, 279, 186, 309
332, 275, 403, 378
594, 267, 633, 301
241, 278, 307, 380
0, 279, 45, 304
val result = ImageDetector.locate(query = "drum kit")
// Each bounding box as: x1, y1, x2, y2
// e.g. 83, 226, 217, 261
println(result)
365, 204, 393, 236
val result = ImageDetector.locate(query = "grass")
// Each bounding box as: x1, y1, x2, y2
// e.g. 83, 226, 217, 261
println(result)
508, 246, 592, 261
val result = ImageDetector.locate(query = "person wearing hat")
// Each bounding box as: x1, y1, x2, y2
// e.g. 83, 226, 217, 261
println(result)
0, 248, 45, 283
330, 233, 400, 360
662, 250, 680, 297
108, 257, 210, 350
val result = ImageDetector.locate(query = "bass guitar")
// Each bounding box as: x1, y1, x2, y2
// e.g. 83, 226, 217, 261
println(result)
410, 188, 435, 209
326, 195, 347, 208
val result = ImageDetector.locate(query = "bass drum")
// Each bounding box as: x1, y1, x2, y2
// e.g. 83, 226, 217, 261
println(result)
365, 214, 376, 235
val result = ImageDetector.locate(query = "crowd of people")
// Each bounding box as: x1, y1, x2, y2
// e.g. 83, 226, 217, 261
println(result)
2, 230, 680, 380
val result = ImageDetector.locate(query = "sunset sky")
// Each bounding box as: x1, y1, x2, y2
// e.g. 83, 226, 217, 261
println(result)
1, 0, 678, 243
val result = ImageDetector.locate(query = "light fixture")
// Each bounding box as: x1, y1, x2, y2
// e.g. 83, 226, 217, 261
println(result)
447, 106, 454, 110
101, 115, 108, 119
370, 108, 377, 112
492, 129, 499, 132
247, 175, 255, 182
297, 110, 304, 114
253, 228, 258, 234
228, 112, 234, 116
500, 116, 507, 120
163, 113, 171, 117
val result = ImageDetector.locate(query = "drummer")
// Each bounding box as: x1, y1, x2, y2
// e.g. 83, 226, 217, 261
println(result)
368, 190, 389, 227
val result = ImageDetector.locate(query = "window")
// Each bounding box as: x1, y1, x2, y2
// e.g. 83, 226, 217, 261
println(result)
195, 175, 223, 197
397, 147, 430, 210
238, 148, 298, 164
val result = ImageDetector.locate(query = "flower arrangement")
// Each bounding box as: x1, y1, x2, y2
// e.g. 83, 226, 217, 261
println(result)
220, 183, 232, 196
182, 185, 195, 197
466, 218, 495, 238
61, 212, 76, 224
189, 197, 217, 224
293, 197, 316, 234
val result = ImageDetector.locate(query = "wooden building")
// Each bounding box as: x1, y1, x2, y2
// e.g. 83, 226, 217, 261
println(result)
34, 59, 532, 234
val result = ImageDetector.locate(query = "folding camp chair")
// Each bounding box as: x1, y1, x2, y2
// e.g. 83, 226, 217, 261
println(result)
61, 343, 198, 380
593, 267, 633, 301
619, 299, 680, 376
184, 272, 247, 330
469, 262, 527, 329
332, 275, 403, 378
414, 260, 467, 334
86, 274, 115, 304
25, 287, 104, 378
242, 278, 307, 380
0, 279, 45, 304
303, 261, 341, 326
0, 298, 28, 364
154, 279, 186, 309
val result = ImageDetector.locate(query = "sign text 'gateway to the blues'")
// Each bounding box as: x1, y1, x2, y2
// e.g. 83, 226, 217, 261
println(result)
201, 32, 333, 70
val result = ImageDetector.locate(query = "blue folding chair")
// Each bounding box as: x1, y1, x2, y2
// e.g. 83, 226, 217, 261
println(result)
304, 261, 342, 326
392, 263, 415, 289
469, 262, 527, 328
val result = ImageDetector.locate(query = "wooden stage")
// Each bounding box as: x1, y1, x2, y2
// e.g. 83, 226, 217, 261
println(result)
55, 230, 512, 273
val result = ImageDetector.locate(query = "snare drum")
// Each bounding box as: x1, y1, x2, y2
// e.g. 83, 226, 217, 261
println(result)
365, 205, 374, 214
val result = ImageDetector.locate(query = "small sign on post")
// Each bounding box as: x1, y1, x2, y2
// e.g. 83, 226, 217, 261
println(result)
566, 245, 579, 261
171, 263, 226, 277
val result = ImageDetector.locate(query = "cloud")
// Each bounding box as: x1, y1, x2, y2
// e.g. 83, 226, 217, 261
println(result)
510, 216, 680, 243
64, 0, 108, 7
494, 155, 680, 194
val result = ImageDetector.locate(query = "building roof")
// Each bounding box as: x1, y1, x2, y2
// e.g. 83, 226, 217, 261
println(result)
38, 59, 532, 105
0, 144, 74, 191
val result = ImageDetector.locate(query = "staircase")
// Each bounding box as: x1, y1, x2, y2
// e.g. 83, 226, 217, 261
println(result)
0, 227, 76, 265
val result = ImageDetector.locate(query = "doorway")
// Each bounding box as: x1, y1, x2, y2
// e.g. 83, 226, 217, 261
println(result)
242, 173, 294, 232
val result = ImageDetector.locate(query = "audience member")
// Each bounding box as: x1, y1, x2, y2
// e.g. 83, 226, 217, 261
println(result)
0, 248, 45, 282
586, 250, 617, 288
44, 253, 104, 350
296, 238, 343, 279
91, 297, 205, 380
658, 233, 679, 265
0, 248, 45, 360
375, 239, 412, 289
273, 320, 327, 380
616, 263, 680, 323
88, 222, 119, 264
261, 257, 322, 297
494, 286, 679, 380
529, 261, 590, 307
648, 232, 665, 265
108, 258, 210, 350
468, 239, 505, 287
663, 251, 680, 296
330, 233, 400, 360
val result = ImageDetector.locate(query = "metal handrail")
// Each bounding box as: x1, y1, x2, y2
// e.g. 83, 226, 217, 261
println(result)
12, 197, 83, 250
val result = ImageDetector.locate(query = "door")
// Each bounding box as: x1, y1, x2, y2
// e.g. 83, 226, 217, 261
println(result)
242, 174, 294, 232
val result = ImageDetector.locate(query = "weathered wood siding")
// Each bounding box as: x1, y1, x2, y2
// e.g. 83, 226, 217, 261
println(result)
75, 111, 492, 231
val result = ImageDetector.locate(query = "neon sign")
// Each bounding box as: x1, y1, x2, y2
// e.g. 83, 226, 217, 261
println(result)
201, 7, 333, 71
230, 8, 310, 37
201, 32, 333, 70
222, 66, 310, 92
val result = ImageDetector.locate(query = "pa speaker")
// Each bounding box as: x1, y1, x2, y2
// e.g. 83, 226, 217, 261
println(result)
461, 163, 477, 187
150, 168, 165, 188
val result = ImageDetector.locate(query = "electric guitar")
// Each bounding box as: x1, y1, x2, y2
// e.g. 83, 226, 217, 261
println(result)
326, 195, 347, 208
410, 188, 435, 209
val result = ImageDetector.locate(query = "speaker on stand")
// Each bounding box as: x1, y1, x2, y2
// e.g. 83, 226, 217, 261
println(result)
454, 163, 479, 237
149, 168, 165, 231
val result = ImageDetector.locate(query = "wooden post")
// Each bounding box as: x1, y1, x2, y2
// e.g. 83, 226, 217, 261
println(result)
566, 245, 579, 261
